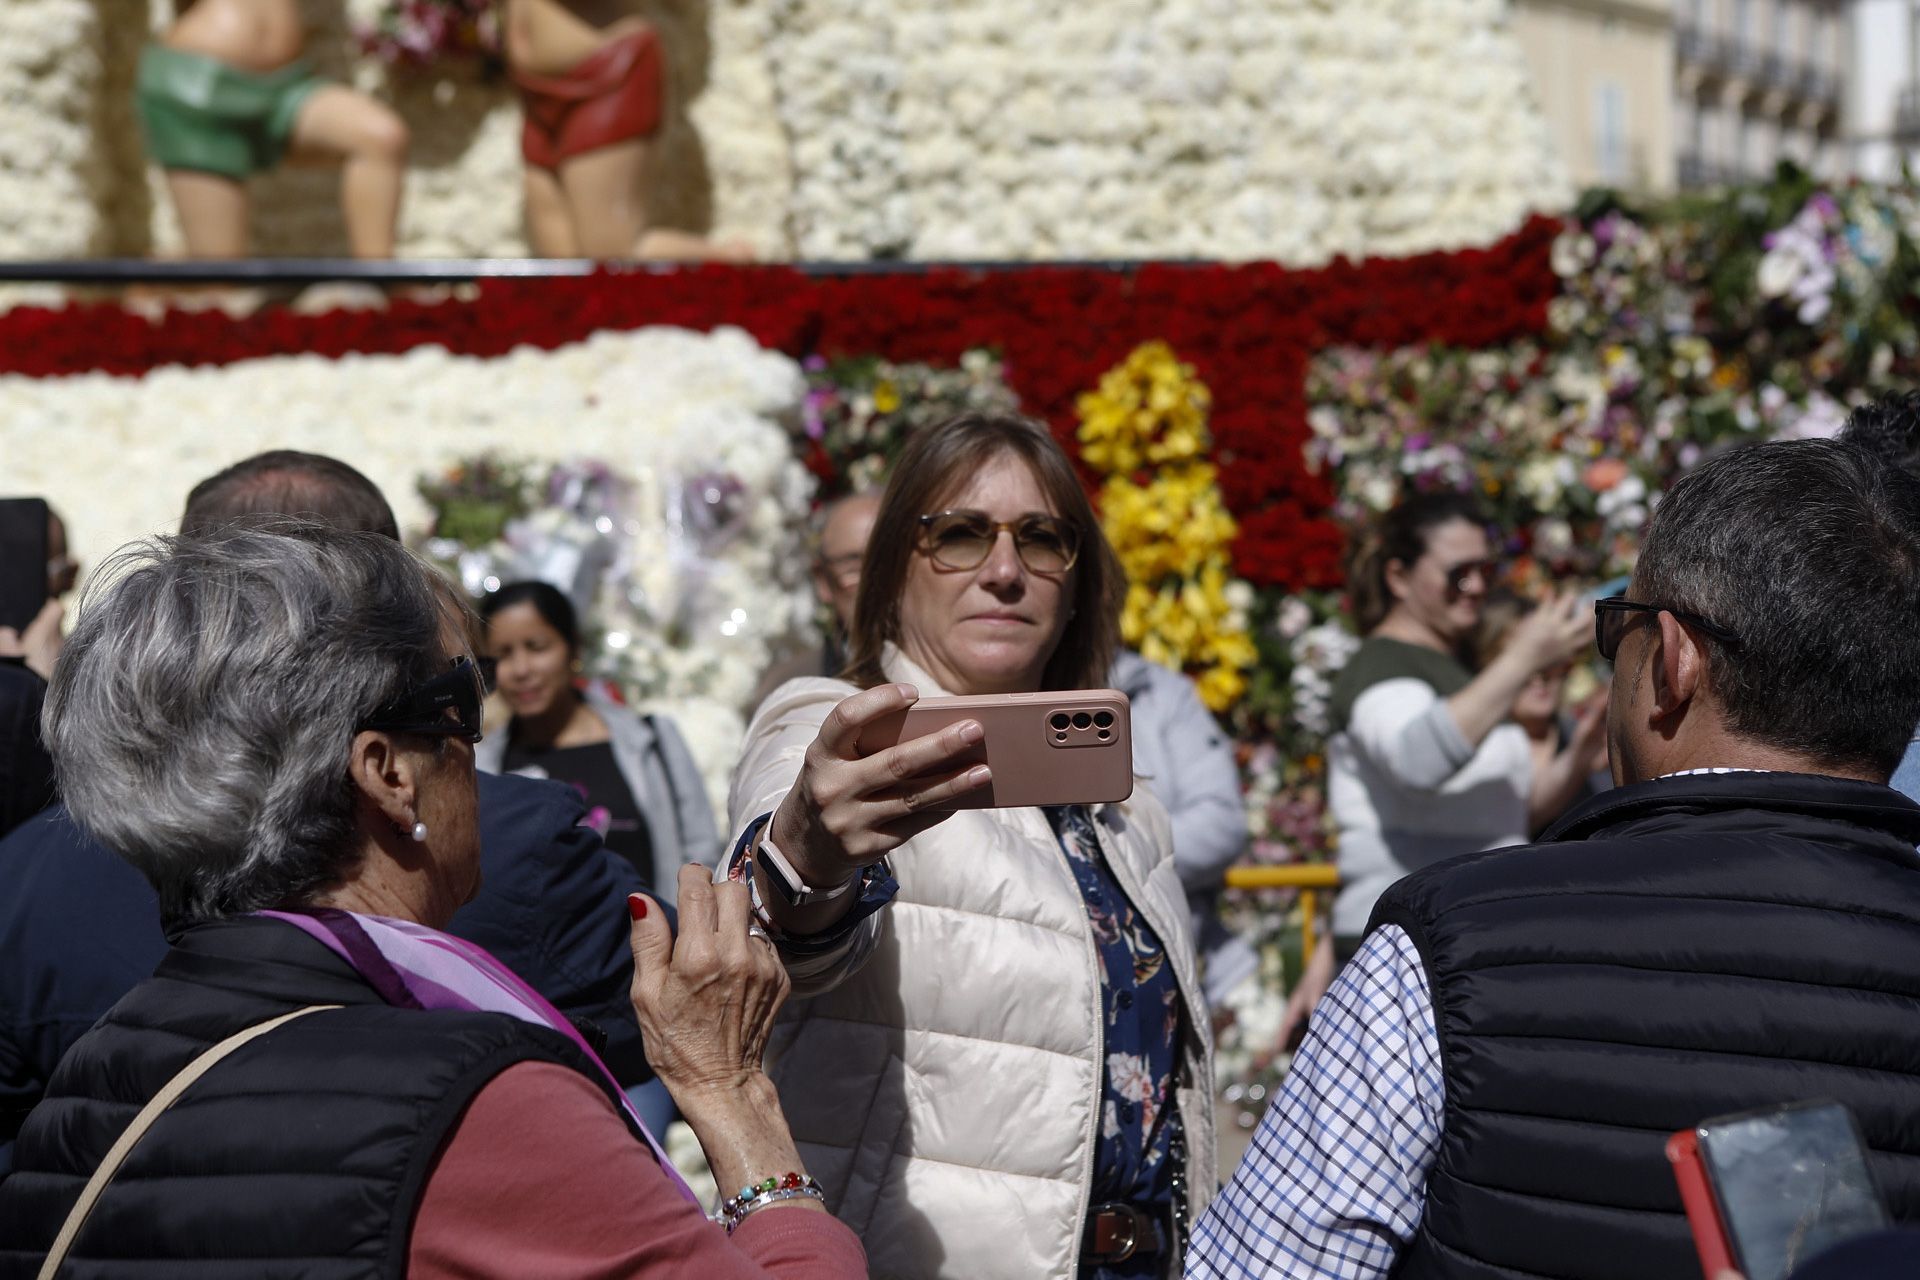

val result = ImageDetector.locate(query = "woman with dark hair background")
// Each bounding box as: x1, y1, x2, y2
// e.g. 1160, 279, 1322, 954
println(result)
477, 580, 719, 899
1276, 492, 1595, 1045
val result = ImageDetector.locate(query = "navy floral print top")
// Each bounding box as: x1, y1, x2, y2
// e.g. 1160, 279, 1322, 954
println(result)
1045, 805, 1183, 1226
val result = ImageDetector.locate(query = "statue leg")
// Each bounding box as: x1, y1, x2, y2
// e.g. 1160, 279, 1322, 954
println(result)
525, 165, 582, 257
164, 170, 251, 259
557, 139, 649, 259
284, 86, 411, 259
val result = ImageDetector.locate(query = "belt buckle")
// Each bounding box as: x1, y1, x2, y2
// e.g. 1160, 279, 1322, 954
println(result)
1087, 1202, 1147, 1264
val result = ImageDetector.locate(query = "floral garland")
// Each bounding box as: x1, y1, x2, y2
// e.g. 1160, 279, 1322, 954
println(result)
795, 348, 1020, 495
354, 0, 499, 68
0, 213, 1563, 594
1077, 342, 1256, 711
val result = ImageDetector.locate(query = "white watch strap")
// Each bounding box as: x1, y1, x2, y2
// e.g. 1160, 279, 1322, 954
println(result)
758, 836, 857, 904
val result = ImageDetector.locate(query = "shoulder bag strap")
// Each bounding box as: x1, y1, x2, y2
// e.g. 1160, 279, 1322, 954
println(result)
37, 1003, 343, 1280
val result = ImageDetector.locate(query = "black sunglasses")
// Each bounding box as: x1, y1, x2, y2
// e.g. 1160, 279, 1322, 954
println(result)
1592, 596, 1740, 663
359, 656, 486, 744
1441, 556, 1498, 594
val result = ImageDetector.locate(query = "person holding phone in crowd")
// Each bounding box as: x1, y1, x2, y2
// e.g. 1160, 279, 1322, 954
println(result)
1279, 493, 1595, 1045
729, 413, 1213, 1279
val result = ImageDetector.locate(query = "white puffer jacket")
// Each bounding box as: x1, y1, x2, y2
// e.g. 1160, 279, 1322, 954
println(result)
728, 648, 1216, 1280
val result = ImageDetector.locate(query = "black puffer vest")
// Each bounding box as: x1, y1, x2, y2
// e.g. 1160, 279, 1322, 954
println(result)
0, 915, 642, 1279
1369, 772, 1920, 1280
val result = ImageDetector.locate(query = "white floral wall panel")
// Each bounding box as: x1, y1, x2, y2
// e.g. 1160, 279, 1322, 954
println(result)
0, 327, 817, 808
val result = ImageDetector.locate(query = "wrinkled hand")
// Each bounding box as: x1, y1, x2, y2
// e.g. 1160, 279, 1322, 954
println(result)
768, 683, 992, 889
627, 865, 790, 1100
1507, 591, 1589, 676
0, 599, 63, 682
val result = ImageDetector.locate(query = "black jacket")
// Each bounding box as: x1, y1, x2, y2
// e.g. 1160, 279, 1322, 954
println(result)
1371, 771, 1920, 1280
0, 915, 643, 1278
0, 662, 51, 842
0, 771, 658, 1168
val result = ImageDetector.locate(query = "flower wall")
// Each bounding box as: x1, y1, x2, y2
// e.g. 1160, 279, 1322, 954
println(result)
0, 0, 1564, 263
9, 170, 1913, 1109
1, 325, 816, 811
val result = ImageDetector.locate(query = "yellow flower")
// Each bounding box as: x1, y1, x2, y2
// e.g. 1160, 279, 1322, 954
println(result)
873, 381, 900, 414
1075, 340, 1257, 711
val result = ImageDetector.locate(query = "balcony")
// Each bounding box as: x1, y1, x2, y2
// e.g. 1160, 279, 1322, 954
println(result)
1797, 62, 1841, 108
1676, 22, 1724, 72
1896, 86, 1920, 143
1677, 151, 1729, 189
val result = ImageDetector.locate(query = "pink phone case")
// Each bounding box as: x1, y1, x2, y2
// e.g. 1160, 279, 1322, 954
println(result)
856, 690, 1134, 810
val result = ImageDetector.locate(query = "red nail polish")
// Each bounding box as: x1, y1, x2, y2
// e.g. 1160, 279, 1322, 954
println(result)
628, 894, 648, 921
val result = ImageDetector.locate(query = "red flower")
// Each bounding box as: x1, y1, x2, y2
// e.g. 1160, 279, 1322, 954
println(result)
0, 218, 1561, 592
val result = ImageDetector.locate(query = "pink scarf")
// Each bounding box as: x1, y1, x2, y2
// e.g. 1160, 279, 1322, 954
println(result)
259, 906, 696, 1204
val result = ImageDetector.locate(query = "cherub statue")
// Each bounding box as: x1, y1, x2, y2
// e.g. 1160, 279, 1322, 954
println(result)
502, 0, 752, 259
136, 0, 411, 258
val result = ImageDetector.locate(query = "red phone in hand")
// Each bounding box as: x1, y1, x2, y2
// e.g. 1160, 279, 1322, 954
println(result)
1668, 1101, 1888, 1280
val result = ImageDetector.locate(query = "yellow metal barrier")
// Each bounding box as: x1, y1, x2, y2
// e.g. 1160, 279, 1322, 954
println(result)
1222, 863, 1341, 962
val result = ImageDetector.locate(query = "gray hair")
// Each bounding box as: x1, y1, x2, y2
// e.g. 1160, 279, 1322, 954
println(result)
1632, 438, 1920, 777
43, 522, 459, 923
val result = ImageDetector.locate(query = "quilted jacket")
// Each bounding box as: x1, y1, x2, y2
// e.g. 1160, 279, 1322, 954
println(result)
728, 646, 1216, 1279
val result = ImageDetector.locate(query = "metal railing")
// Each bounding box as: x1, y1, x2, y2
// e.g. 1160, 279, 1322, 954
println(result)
1223, 863, 1340, 961
0, 256, 1194, 286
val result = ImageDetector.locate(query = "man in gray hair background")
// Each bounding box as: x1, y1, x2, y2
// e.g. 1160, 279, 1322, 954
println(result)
0, 450, 662, 1167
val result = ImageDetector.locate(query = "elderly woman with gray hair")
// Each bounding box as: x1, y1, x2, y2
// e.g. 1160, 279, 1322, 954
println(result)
0, 523, 863, 1277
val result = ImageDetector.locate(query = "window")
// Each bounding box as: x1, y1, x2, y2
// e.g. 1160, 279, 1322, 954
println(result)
1596, 82, 1629, 184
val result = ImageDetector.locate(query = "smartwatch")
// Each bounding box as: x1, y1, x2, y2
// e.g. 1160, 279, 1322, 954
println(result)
755, 836, 859, 908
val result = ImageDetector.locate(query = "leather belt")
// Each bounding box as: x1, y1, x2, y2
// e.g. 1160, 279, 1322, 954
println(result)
1081, 1202, 1163, 1265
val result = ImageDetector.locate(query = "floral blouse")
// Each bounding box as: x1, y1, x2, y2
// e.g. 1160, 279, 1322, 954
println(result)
1045, 805, 1183, 1229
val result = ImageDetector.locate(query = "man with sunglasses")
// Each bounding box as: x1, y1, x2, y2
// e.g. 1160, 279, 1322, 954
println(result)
0, 452, 661, 1168
1192, 437, 1920, 1280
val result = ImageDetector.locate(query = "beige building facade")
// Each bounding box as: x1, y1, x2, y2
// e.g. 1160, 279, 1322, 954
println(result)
1515, 0, 1854, 193
1514, 0, 1678, 192
1673, 0, 1851, 185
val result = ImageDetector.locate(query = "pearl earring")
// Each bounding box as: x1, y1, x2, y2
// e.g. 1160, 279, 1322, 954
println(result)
410, 822, 429, 843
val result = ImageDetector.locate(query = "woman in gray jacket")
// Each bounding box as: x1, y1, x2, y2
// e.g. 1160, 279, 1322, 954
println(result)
476, 581, 720, 897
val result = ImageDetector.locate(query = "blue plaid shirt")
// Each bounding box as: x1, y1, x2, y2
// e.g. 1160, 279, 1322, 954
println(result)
1186, 926, 1443, 1279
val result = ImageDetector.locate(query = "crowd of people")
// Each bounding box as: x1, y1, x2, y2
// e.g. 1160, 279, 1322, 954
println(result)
3, 396, 1920, 1278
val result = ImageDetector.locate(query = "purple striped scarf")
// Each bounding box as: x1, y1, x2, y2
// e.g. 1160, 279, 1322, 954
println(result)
259, 906, 696, 1203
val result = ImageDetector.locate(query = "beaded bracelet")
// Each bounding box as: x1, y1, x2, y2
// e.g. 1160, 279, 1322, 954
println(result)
716, 1172, 826, 1233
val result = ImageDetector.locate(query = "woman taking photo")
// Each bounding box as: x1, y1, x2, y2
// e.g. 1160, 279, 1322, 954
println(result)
478, 580, 719, 898
729, 414, 1213, 1280
0, 524, 862, 1276
1278, 493, 1597, 1043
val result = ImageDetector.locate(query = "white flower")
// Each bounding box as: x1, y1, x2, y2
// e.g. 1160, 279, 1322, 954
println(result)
1275, 597, 1313, 640
1756, 248, 1803, 299
1, 326, 816, 806
1107, 1052, 1154, 1104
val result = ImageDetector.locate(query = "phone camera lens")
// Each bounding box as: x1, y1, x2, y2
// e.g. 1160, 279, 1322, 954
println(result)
1071, 712, 1093, 729
1097, 729, 1111, 741
1093, 711, 1114, 729
1050, 713, 1071, 730
1055, 731, 1069, 743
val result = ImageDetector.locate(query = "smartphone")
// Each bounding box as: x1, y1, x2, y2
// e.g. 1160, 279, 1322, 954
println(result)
1667, 1100, 1888, 1280
856, 690, 1134, 810
0, 497, 50, 633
